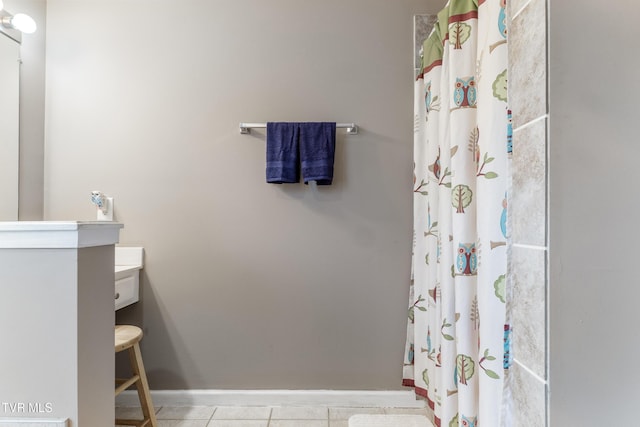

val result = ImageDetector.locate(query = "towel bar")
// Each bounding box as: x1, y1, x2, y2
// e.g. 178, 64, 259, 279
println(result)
239, 122, 358, 135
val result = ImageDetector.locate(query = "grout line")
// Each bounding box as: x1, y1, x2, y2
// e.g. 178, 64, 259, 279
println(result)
513, 114, 548, 133
208, 406, 216, 422
512, 243, 547, 251
513, 358, 547, 384
512, 0, 533, 20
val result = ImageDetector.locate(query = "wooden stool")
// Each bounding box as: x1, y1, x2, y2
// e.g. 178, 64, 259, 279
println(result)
115, 325, 158, 427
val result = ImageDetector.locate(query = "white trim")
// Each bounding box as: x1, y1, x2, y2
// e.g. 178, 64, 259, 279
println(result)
0, 221, 122, 248
513, 359, 547, 385
512, 243, 547, 251
512, 114, 548, 134
512, 0, 533, 21
115, 390, 425, 408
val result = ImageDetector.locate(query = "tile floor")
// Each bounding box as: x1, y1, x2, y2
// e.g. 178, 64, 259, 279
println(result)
116, 405, 431, 427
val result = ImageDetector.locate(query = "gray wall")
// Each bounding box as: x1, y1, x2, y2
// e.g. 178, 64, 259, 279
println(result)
508, 1, 640, 425
26, 0, 640, 420
548, 1, 640, 425
44, 0, 439, 389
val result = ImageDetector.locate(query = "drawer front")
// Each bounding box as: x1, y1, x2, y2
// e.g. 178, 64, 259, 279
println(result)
115, 274, 139, 310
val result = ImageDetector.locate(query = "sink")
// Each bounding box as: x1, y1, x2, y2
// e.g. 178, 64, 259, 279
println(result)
115, 247, 144, 311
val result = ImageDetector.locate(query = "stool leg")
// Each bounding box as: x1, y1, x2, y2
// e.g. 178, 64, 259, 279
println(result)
128, 342, 158, 427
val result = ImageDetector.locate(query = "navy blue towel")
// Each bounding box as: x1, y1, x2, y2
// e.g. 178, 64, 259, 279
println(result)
266, 122, 300, 183
299, 122, 336, 185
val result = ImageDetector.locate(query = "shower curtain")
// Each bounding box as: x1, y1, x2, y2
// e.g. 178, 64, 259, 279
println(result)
404, 1, 510, 426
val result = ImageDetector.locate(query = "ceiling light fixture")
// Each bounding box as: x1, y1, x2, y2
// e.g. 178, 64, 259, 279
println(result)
1, 11, 36, 34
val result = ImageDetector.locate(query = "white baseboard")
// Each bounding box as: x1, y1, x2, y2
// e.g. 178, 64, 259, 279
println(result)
115, 390, 424, 408
0, 420, 67, 427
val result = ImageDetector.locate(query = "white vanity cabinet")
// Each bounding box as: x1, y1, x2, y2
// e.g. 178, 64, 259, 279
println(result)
0, 221, 123, 426
114, 246, 144, 310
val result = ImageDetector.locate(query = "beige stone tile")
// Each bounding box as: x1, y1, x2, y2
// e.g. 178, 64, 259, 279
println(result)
414, 14, 438, 70
509, 0, 532, 19
0, 423, 66, 427
269, 421, 328, 427
511, 362, 546, 427
509, 0, 547, 128
207, 421, 268, 427
329, 421, 349, 427
211, 406, 272, 420
511, 246, 547, 379
271, 406, 328, 419
510, 118, 546, 246
116, 405, 161, 422
116, 406, 145, 420
158, 421, 209, 427
157, 406, 216, 420
329, 407, 384, 420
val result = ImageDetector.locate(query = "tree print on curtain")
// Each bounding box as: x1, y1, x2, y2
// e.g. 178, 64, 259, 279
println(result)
404, 1, 510, 426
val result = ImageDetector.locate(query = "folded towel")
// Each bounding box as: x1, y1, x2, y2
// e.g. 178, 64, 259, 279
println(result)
266, 122, 300, 183
299, 122, 336, 185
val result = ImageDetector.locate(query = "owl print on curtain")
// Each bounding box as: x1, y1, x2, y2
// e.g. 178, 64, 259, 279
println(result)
454, 77, 477, 108
456, 243, 478, 276
461, 414, 478, 427
406, 0, 509, 426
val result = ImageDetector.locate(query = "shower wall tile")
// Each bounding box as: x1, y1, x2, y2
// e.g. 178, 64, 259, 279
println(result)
511, 246, 546, 379
508, 0, 531, 19
414, 15, 437, 72
508, 0, 547, 129
508, 0, 549, 425
511, 119, 546, 246
511, 362, 546, 427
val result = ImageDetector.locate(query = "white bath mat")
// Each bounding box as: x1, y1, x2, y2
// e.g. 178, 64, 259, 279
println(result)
348, 414, 434, 427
